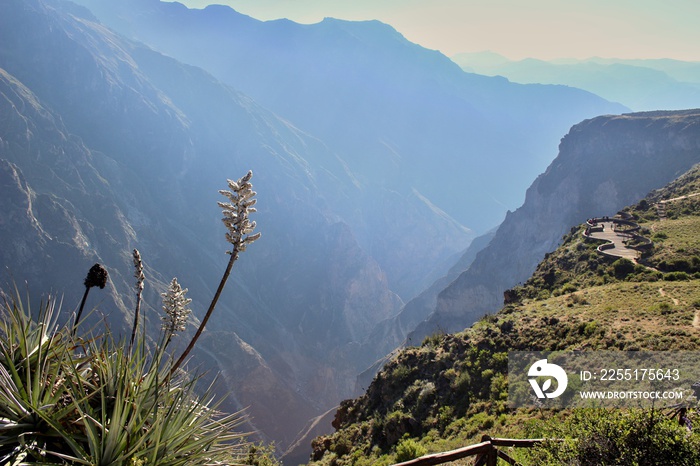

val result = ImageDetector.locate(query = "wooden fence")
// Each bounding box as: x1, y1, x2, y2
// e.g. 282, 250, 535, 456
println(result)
391, 436, 545, 466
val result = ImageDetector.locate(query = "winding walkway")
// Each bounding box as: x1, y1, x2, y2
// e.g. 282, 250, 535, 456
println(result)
583, 216, 652, 263
585, 222, 641, 261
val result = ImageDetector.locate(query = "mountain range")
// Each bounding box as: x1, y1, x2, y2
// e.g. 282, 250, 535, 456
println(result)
0, 0, 644, 454
453, 51, 700, 112
71, 0, 629, 238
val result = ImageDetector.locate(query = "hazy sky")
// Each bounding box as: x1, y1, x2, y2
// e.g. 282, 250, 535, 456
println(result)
167, 0, 700, 61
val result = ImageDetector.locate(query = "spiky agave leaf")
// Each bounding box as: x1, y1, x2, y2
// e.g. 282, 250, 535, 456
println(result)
63, 334, 248, 465
0, 293, 82, 464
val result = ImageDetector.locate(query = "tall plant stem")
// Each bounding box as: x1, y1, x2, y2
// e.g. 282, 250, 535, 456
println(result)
170, 249, 238, 377
72, 287, 90, 335
128, 290, 142, 355
129, 249, 145, 356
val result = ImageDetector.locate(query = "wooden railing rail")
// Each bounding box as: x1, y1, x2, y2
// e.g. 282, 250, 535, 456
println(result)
391, 436, 547, 466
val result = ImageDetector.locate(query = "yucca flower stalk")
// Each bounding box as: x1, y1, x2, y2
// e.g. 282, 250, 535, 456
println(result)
161, 277, 192, 347
73, 263, 108, 333
170, 171, 260, 376
128, 249, 145, 354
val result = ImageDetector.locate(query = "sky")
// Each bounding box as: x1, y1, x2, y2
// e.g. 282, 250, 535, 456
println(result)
166, 0, 700, 61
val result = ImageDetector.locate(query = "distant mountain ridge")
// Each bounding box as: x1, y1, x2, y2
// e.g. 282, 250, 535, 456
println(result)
72, 0, 627, 238
453, 52, 700, 111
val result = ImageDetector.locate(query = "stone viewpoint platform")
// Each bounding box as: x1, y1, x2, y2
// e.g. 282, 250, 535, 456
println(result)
583, 215, 652, 263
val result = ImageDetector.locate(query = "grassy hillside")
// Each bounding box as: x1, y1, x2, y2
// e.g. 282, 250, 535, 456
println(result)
306, 164, 700, 466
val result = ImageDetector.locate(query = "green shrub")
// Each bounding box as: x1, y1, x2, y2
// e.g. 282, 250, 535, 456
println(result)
561, 282, 578, 294
532, 409, 700, 466
437, 406, 454, 432
578, 320, 599, 337
391, 363, 413, 382
613, 258, 636, 278
664, 271, 690, 281
422, 332, 444, 348
452, 370, 471, 392
395, 438, 427, 462
246, 443, 282, 466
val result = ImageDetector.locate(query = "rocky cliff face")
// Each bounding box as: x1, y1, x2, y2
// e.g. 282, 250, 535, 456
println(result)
0, 66, 141, 323
410, 110, 700, 341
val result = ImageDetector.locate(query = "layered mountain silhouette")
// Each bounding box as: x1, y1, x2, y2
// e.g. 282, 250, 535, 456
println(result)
454, 52, 700, 112
74, 0, 627, 238
2, 0, 628, 451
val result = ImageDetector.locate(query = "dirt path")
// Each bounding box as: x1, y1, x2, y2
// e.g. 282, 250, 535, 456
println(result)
664, 192, 700, 203
656, 192, 700, 221
658, 287, 680, 306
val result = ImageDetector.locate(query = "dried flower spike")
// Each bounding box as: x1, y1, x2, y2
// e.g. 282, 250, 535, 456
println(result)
129, 249, 145, 354
218, 170, 261, 253
170, 171, 260, 376
161, 278, 192, 344
133, 249, 145, 291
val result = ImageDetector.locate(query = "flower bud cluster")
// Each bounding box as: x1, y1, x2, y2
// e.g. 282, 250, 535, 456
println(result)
133, 249, 145, 291
161, 278, 192, 337
84, 264, 108, 289
218, 170, 261, 252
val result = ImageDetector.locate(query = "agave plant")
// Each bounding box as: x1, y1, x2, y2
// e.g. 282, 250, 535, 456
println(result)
59, 332, 247, 465
0, 293, 81, 464
0, 292, 247, 465
1, 172, 261, 464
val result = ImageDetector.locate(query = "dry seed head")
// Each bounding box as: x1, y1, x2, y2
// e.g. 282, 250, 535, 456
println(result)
218, 170, 261, 252
133, 249, 145, 291
161, 278, 192, 336
84, 264, 108, 289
